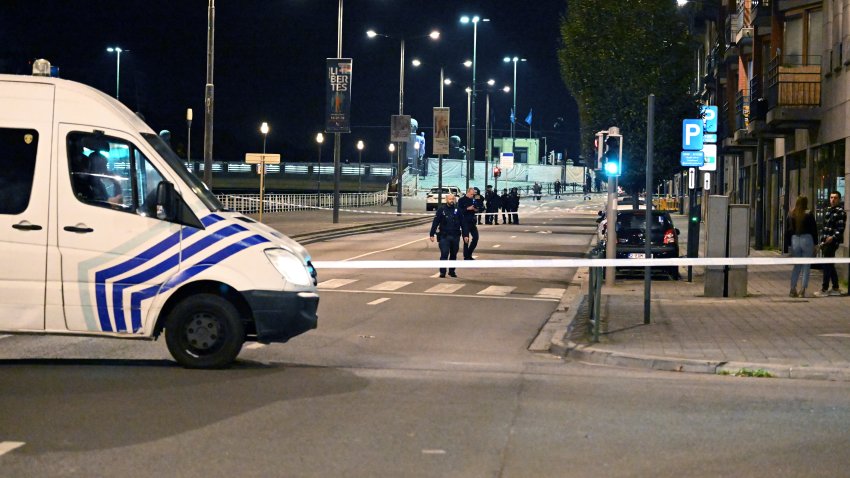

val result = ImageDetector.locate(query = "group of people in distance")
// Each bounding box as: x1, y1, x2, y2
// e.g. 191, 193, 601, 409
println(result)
786, 190, 846, 298
428, 186, 521, 278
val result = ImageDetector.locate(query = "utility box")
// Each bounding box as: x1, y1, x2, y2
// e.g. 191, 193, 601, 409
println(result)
704, 195, 729, 297
727, 204, 750, 297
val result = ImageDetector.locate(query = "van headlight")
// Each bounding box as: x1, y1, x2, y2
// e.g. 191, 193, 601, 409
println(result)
264, 249, 314, 287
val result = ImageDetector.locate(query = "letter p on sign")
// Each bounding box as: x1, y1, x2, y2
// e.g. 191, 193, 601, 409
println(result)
682, 119, 704, 151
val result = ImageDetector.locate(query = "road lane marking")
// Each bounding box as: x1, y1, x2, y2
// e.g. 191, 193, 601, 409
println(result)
477, 286, 516, 296
510, 236, 517, 239
422, 449, 446, 455
0, 442, 25, 456
319, 289, 558, 302
535, 288, 566, 300
492, 244, 501, 248
368, 281, 412, 291
246, 343, 266, 350
819, 333, 850, 338
430, 273, 442, 278
343, 237, 428, 261
318, 278, 358, 289
0, 335, 11, 340
368, 297, 390, 305
425, 283, 466, 294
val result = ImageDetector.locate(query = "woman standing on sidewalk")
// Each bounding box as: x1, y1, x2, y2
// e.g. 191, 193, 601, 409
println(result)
786, 196, 818, 298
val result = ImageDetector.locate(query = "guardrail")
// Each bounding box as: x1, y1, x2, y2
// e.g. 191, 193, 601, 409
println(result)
216, 191, 387, 214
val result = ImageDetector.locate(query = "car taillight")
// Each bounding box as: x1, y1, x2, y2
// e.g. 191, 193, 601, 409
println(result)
663, 228, 675, 245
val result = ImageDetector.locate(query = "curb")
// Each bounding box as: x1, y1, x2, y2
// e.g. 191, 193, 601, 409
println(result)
290, 217, 431, 244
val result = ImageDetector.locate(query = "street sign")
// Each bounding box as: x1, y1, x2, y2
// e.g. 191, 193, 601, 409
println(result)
688, 168, 696, 189
701, 105, 718, 133
680, 151, 705, 167
703, 133, 717, 144
500, 152, 514, 169
245, 153, 281, 164
699, 144, 717, 171
682, 119, 703, 151
704, 172, 711, 190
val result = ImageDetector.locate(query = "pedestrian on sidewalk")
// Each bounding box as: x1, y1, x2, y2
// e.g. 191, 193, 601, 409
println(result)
509, 188, 520, 225
474, 187, 484, 225
485, 185, 500, 225
458, 187, 481, 260
382, 178, 398, 206
554, 180, 561, 199
786, 196, 818, 298
501, 188, 511, 224
815, 190, 846, 297
428, 194, 469, 278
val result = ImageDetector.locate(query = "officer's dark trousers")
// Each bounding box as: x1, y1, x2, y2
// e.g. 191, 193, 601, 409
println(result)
463, 224, 479, 259
503, 206, 511, 224
511, 208, 519, 225
438, 234, 460, 274
822, 243, 840, 290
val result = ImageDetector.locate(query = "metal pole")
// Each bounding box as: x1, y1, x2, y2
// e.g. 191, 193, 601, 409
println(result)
186, 109, 192, 166
395, 37, 405, 216
332, 0, 343, 223
202, 0, 215, 189
317, 141, 322, 199
465, 89, 471, 190
469, 20, 477, 181
511, 59, 517, 160
644, 94, 655, 325
259, 134, 266, 222
115, 50, 121, 101
438, 67, 444, 208
358, 148, 362, 194
484, 93, 490, 193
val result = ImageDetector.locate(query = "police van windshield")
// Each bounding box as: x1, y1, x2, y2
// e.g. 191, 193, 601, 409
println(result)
142, 133, 223, 212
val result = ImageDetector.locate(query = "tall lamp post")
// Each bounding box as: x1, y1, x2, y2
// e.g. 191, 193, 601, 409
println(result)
316, 133, 324, 203
186, 108, 193, 169
356, 140, 364, 196
106, 47, 127, 101
460, 15, 488, 185
259, 122, 269, 222
367, 28, 440, 215
503, 56, 526, 160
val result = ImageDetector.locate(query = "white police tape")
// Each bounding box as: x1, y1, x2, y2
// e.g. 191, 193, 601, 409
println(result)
312, 256, 850, 269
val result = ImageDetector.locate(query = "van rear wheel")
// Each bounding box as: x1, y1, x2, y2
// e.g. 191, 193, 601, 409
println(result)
165, 294, 245, 369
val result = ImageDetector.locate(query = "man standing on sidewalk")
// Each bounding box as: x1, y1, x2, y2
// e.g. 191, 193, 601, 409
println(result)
815, 191, 846, 297
429, 194, 469, 278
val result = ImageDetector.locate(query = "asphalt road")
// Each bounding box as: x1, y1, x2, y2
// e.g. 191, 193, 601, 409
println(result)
2, 198, 850, 477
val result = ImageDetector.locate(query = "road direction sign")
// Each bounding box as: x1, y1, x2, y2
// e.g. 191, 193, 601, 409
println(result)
681, 151, 705, 167
500, 152, 514, 169
245, 153, 281, 164
704, 172, 711, 190
688, 168, 696, 189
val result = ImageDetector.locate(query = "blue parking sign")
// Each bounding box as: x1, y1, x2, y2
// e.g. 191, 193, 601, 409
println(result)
682, 119, 703, 151
700, 105, 718, 133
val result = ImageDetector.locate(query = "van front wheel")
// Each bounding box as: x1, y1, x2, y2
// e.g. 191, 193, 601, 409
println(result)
165, 294, 245, 369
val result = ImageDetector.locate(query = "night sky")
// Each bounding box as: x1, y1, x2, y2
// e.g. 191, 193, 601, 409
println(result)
2, 0, 578, 164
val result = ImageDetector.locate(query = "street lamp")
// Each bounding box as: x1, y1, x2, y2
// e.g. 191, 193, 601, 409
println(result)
316, 133, 324, 202
106, 47, 127, 101
186, 108, 193, 167
356, 140, 364, 196
367, 28, 440, 215
460, 15, 489, 185
503, 56, 527, 160
258, 122, 270, 222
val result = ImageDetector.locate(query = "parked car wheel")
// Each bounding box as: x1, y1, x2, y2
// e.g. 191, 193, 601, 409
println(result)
165, 294, 245, 369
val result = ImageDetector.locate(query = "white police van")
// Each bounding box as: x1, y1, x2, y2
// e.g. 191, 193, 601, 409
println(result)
0, 61, 319, 368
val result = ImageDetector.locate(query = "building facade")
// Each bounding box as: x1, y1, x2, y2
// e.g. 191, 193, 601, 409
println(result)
680, 0, 848, 260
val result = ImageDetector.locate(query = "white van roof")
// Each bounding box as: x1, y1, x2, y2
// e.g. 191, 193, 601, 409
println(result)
0, 73, 155, 135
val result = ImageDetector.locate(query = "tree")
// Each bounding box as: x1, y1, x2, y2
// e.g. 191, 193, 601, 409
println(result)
558, 0, 697, 193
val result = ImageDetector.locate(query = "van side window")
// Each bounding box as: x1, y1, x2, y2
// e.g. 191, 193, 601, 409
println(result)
135, 153, 165, 218
0, 128, 39, 215
68, 133, 133, 211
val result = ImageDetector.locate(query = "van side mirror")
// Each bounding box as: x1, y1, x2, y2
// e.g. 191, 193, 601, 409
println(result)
156, 181, 178, 221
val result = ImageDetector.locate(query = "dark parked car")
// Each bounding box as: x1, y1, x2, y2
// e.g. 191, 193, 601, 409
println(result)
597, 209, 680, 279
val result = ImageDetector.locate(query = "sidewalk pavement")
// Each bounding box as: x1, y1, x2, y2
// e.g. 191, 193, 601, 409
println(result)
551, 212, 850, 381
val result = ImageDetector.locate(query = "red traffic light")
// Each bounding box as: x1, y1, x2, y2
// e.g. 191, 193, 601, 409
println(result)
493, 166, 501, 178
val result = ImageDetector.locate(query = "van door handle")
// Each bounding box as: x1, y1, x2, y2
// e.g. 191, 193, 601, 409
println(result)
12, 223, 43, 231
64, 225, 94, 234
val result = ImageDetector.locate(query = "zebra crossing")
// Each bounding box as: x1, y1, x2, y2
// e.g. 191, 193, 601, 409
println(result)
317, 278, 565, 302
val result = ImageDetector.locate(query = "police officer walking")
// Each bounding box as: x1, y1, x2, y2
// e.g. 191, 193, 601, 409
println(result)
458, 187, 481, 260
485, 185, 500, 225
429, 194, 469, 278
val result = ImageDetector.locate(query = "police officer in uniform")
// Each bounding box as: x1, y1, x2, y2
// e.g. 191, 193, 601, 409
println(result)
458, 187, 481, 260
429, 194, 469, 278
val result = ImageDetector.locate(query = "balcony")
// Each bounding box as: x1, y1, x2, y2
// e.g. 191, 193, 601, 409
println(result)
765, 55, 821, 129
750, 0, 772, 28
733, 3, 753, 50
735, 89, 750, 131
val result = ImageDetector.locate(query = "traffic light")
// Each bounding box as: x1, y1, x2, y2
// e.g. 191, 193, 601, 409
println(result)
594, 137, 602, 170
603, 136, 621, 176
493, 166, 501, 178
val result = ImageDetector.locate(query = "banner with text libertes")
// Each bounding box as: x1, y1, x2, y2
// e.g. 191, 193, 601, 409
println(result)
433, 107, 450, 155
325, 58, 352, 133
